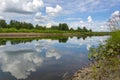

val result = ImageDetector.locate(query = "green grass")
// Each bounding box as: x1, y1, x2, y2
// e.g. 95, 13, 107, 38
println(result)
0, 28, 111, 34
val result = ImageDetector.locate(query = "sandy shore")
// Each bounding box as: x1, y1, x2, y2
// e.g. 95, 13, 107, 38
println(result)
0, 33, 81, 38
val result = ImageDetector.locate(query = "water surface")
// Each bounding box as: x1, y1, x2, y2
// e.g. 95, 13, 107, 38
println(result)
0, 36, 109, 80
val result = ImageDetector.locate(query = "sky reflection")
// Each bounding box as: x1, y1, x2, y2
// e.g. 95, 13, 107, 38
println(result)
0, 36, 109, 80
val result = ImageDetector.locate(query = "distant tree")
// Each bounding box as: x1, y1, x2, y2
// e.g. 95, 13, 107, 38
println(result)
7, 24, 11, 28
27, 23, 34, 29
58, 23, 62, 30
83, 26, 89, 32
58, 23, 69, 30
9, 20, 34, 29
43, 26, 47, 30
36, 24, 39, 28
70, 28, 74, 31
51, 25, 59, 30
35, 24, 45, 30
77, 27, 82, 31
0, 19, 7, 28
62, 23, 69, 30
89, 29, 92, 32
10, 20, 20, 29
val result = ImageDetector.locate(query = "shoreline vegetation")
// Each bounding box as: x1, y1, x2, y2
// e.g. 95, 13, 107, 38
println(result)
0, 19, 110, 37
71, 31, 120, 80
0, 19, 110, 39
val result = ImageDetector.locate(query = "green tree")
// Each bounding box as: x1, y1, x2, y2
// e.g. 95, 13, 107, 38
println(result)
0, 19, 7, 28
89, 29, 92, 32
59, 23, 69, 30
77, 27, 82, 32
70, 28, 74, 31
35, 24, 44, 30
83, 26, 88, 32
51, 25, 59, 30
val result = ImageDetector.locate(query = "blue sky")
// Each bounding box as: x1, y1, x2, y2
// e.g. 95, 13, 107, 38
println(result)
0, 0, 120, 31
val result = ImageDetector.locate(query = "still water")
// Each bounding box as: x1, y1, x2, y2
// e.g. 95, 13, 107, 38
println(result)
0, 36, 109, 80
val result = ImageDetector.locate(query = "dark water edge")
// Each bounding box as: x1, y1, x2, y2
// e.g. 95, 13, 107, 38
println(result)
0, 34, 110, 45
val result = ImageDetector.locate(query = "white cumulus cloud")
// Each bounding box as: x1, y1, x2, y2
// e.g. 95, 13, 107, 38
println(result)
111, 10, 120, 17
35, 12, 48, 23
0, 0, 44, 14
87, 16, 93, 22
46, 5, 62, 16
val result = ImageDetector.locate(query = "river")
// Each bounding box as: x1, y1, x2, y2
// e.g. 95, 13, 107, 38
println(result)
0, 36, 109, 80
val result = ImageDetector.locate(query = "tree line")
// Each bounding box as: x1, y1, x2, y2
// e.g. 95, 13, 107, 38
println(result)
0, 19, 92, 32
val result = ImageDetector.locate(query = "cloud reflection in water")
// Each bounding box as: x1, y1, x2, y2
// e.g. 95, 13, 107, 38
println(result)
0, 39, 61, 79
0, 36, 109, 79
0, 45, 43, 79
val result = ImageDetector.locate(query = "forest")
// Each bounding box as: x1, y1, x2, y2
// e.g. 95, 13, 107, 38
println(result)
0, 19, 92, 32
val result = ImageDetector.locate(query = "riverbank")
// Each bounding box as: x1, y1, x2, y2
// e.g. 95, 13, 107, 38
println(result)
71, 31, 120, 80
0, 32, 110, 38
72, 56, 120, 80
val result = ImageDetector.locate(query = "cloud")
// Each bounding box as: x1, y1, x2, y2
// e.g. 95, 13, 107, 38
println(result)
23, 0, 44, 13
80, 20, 84, 23
46, 5, 62, 16
64, 18, 82, 21
0, 46, 43, 79
0, 16, 4, 19
46, 49, 61, 60
111, 10, 120, 18
0, 1, 6, 11
0, 0, 119, 31
66, 15, 109, 32
86, 44, 91, 50
87, 16, 93, 22
34, 40, 61, 60
68, 20, 109, 32
35, 12, 48, 23
46, 23, 52, 28
0, 0, 44, 14
67, 36, 110, 48
48, 0, 120, 15
34, 39, 60, 52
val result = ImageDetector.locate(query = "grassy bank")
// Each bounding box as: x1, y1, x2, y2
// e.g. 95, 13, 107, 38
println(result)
72, 31, 120, 80
0, 28, 110, 33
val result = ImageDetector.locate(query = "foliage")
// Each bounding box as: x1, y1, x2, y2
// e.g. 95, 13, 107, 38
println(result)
89, 30, 120, 60
0, 19, 7, 28
86, 30, 120, 80
0, 19, 92, 32
77, 26, 92, 32
9, 20, 34, 29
